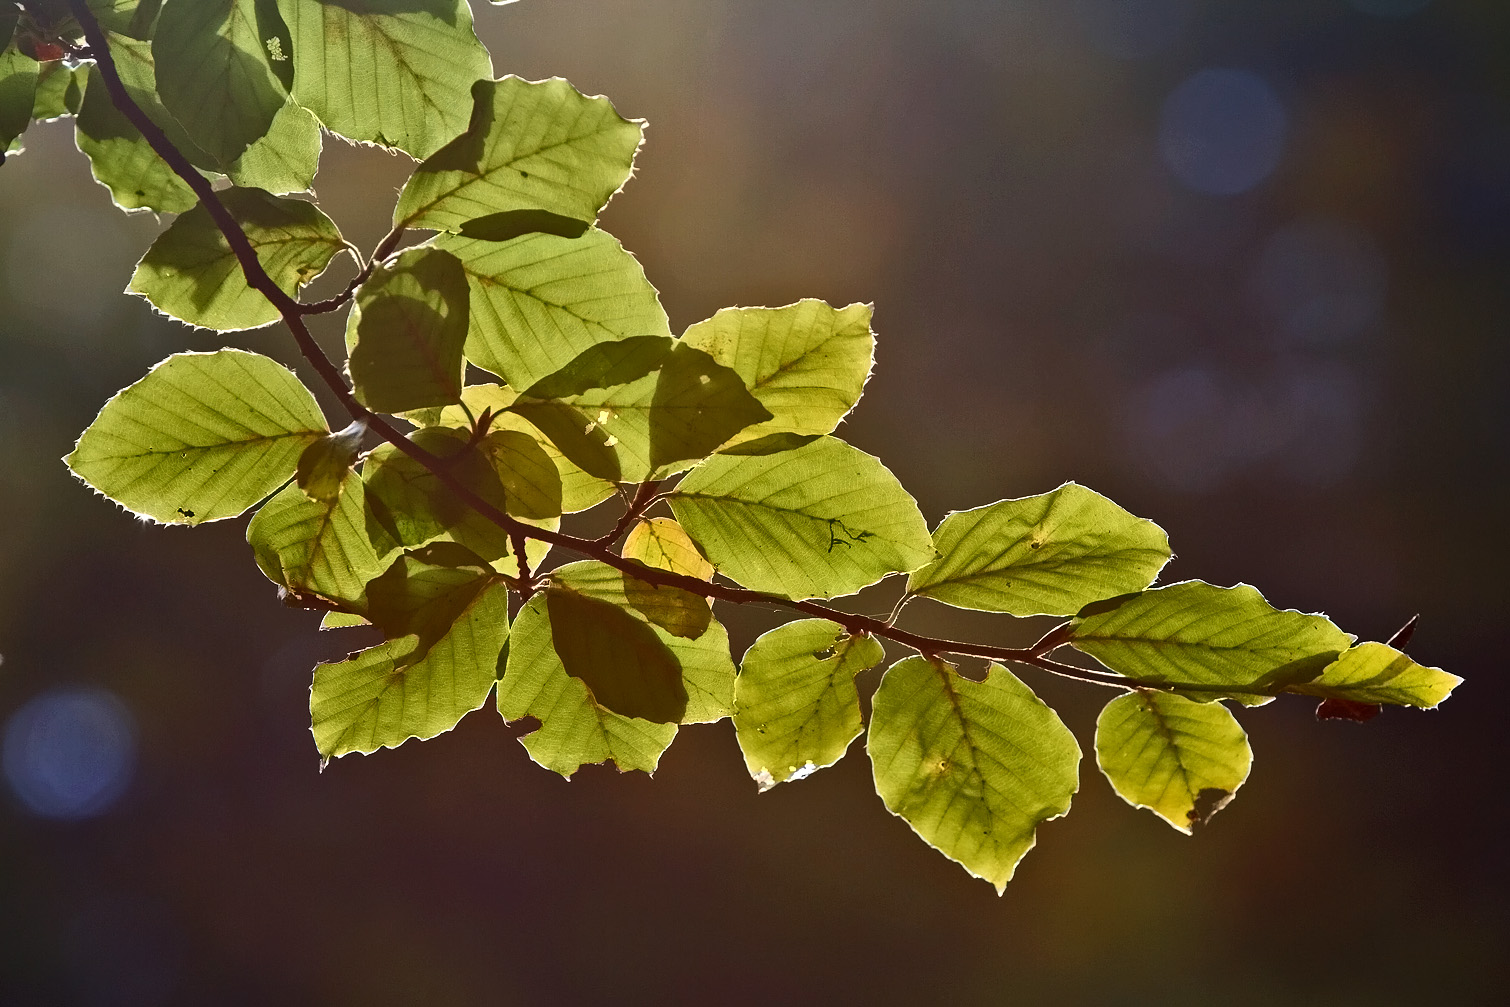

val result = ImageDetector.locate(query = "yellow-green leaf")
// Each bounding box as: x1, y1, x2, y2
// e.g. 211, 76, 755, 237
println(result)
1095, 691, 1252, 833
1290, 642, 1461, 709
868, 658, 1081, 894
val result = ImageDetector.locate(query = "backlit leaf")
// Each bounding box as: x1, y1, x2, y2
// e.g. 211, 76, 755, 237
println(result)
868, 657, 1081, 894
544, 587, 687, 723
434, 228, 669, 390
481, 429, 561, 520
733, 620, 885, 791
277, 0, 491, 158
1290, 642, 1461, 709
668, 436, 934, 599
403, 383, 615, 513
682, 300, 874, 448
457, 208, 590, 242
248, 471, 388, 607
295, 421, 365, 503
362, 543, 494, 644
395, 75, 643, 231
65, 349, 327, 524
129, 187, 345, 330
497, 593, 678, 777
74, 63, 198, 213
347, 246, 470, 413
30, 60, 81, 121
1070, 581, 1355, 703
311, 579, 510, 758
0, 42, 39, 157
622, 517, 713, 581
907, 483, 1172, 616
153, 0, 285, 164
1095, 691, 1252, 833
360, 427, 512, 563
549, 561, 734, 722
519, 335, 671, 400
225, 98, 321, 194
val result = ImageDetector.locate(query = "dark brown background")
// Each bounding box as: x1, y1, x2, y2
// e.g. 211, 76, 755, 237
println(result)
1, 1, 1506, 1003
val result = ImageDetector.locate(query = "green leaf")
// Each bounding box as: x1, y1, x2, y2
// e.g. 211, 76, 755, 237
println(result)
0, 42, 39, 157
497, 593, 678, 777
621, 517, 713, 581
0, 8, 17, 50
360, 427, 513, 563
1095, 691, 1252, 833
320, 610, 369, 630
868, 658, 1081, 894
667, 436, 934, 599
295, 420, 364, 503
549, 560, 734, 723
403, 383, 614, 513
1069, 581, 1356, 702
520, 335, 671, 400
456, 208, 590, 242
481, 429, 561, 520
715, 432, 821, 457
347, 246, 470, 413
362, 542, 494, 643
506, 397, 621, 483
65, 349, 327, 524
87, 0, 163, 39
248, 471, 388, 607
74, 64, 198, 214
544, 587, 687, 724
277, 0, 491, 158
311, 579, 509, 759
153, 0, 285, 164
1290, 642, 1461, 709
434, 228, 669, 390
511, 342, 772, 481
683, 300, 875, 449
646, 342, 771, 470
733, 620, 885, 791
225, 98, 321, 194
907, 483, 1172, 617
129, 187, 346, 330
96, 30, 224, 170
395, 75, 643, 232
31, 60, 82, 121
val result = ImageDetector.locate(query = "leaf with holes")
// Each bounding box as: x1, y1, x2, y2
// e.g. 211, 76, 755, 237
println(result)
277, 0, 491, 158
868, 657, 1081, 894
1095, 691, 1252, 833
908, 482, 1171, 617
667, 436, 934, 599
129, 187, 346, 330
396, 75, 643, 232
65, 350, 327, 524
347, 246, 471, 413
734, 620, 885, 791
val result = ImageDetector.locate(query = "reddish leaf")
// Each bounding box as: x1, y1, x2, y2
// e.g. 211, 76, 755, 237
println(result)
1315, 697, 1382, 723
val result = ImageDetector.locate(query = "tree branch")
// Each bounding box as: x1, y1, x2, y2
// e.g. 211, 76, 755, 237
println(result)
70, 0, 1278, 702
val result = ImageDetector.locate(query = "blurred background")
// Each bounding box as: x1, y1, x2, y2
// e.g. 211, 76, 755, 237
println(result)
1, 0, 1507, 1002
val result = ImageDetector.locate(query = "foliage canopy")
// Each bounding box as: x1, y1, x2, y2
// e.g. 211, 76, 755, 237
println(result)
3, 0, 1460, 892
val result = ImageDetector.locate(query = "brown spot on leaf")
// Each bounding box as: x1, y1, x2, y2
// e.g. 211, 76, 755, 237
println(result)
1187, 787, 1235, 831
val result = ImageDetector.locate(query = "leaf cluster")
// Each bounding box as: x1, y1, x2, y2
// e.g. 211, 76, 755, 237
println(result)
7, 0, 1461, 893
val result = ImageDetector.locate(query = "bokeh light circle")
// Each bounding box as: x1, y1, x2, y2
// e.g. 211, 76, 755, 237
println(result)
3, 686, 137, 819
1159, 68, 1287, 195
